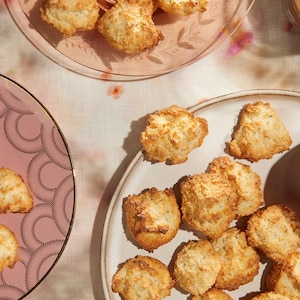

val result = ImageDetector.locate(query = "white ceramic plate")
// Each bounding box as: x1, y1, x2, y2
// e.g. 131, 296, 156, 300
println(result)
101, 89, 300, 299
0, 75, 75, 299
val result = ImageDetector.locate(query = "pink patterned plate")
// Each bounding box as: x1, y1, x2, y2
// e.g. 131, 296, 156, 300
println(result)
0, 75, 75, 299
6, 0, 255, 80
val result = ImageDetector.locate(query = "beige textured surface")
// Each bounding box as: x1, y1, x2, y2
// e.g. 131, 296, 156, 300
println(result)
2, 0, 300, 298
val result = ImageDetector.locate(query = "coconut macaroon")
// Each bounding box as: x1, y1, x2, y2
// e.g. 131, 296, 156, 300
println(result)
228, 101, 292, 162
266, 261, 300, 300
41, 0, 100, 36
284, 251, 300, 286
211, 227, 260, 290
251, 291, 291, 300
0, 224, 19, 272
180, 173, 237, 239
140, 105, 208, 165
98, 2, 163, 55
246, 205, 300, 263
173, 239, 222, 295
124, 187, 181, 252
121, 0, 158, 14
209, 156, 263, 218
112, 255, 175, 300
0, 168, 33, 213
191, 288, 233, 300
158, 0, 208, 16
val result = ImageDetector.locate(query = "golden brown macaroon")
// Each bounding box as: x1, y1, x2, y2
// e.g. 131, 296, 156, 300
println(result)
158, 0, 208, 15
0, 168, 33, 213
211, 227, 260, 290
0, 224, 19, 272
41, 0, 100, 36
180, 173, 237, 239
140, 105, 208, 165
191, 288, 233, 300
112, 255, 175, 300
266, 262, 300, 300
283, 251, 300, 286
98, 1, 163, 55
120, 0, 158, 14
124, 187, 181, 252
228, 101, 292, 162
246, 205, 300, 263
251, 291, 291, 300
173, 239, 222, 296
209, 156, 263, 218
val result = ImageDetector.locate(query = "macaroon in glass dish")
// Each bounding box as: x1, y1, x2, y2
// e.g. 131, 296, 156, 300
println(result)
6, 0, 255, 80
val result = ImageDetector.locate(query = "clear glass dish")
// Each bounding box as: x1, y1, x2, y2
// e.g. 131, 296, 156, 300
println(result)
6, 0, 255, 80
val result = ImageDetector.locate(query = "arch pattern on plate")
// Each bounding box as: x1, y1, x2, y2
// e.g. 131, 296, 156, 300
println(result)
0, 75, 75, 299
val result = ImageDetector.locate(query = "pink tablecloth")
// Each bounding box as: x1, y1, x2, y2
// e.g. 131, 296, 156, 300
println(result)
1, 0, 300, 299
